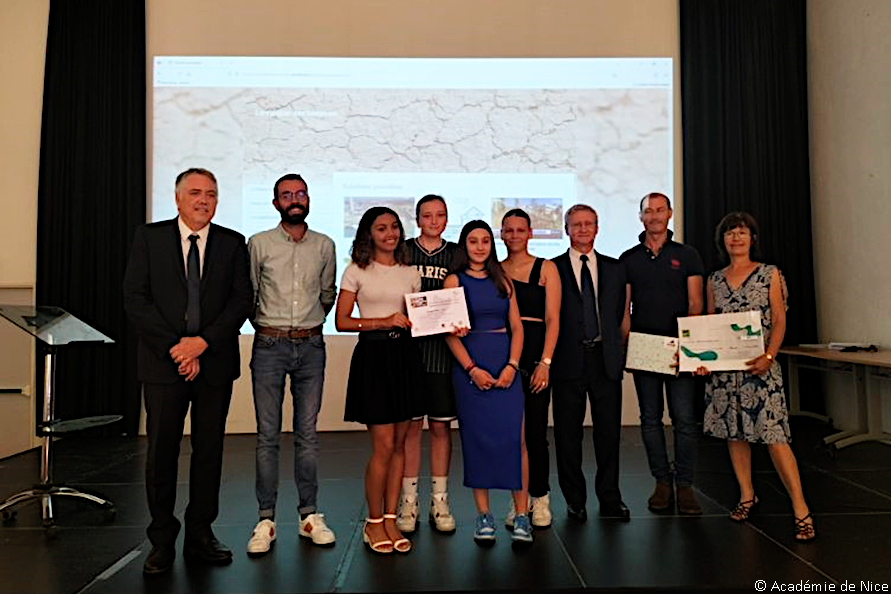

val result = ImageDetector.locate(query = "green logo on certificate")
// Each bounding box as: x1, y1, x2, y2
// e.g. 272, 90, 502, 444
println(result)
680, 346, 719, 361
730, 323, 762, 337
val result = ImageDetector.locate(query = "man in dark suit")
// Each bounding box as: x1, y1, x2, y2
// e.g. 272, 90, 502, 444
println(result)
123, 168, 252, 574
551, 204, 631, 521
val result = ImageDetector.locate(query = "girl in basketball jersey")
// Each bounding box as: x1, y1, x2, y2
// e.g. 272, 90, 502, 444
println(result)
397, 195, 461, 534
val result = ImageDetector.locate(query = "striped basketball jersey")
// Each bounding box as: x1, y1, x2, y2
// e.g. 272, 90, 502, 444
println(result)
406, 237, 459, 374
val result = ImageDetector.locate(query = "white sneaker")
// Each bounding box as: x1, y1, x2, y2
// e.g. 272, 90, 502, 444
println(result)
505, 500, 517, 529
396, 493, 418, 533
247, 518, 276, 556
429, 493, 456, 533
299, 512, 336, 546
531, 493, 553, 528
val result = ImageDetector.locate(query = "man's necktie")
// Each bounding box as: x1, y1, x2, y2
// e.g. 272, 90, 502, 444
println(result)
186, 234, 201, 334
579, 254, 599, 340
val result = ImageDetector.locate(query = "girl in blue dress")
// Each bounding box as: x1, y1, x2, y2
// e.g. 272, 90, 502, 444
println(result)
443, 220, 532, 545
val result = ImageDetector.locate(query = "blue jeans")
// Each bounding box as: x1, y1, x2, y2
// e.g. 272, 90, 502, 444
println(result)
251, 333, 326, 517
633, 371, 699, 487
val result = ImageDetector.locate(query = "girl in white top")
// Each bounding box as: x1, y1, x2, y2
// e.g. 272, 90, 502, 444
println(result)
335, 206, 423, 555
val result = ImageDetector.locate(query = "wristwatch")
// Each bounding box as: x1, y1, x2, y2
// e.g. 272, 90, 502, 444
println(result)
540, 357, 552, 367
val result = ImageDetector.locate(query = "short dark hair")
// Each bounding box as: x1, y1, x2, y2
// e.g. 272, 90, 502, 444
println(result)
563, 204, 597, 229
273, 173, 307, 199
715, 211, 761, 261
639, 192, 671, 212
350, 206, 410, 268
415, 194, 447, 222
450, 220, 512, 298
175, 168, 216, 189
501, 208, 531, 226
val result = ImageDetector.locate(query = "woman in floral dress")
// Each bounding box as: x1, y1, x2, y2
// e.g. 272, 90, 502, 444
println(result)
699, 212, 815, 542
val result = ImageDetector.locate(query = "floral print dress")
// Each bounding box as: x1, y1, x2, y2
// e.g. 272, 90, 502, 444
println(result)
703, 263, 791, 444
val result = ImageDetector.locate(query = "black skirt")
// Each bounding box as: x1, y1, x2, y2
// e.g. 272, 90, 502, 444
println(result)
344, 331, 425, 425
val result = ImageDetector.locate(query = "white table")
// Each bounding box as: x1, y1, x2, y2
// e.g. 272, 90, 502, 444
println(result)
781, 346, 891, 449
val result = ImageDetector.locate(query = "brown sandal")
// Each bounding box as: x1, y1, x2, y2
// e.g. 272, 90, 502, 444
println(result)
729, 497, 758, 522
794, 512, 816, 542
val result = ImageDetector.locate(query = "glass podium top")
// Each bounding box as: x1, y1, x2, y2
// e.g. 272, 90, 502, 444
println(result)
0, 305, 114, 346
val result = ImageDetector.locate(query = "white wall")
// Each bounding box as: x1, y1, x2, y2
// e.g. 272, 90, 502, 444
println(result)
0, 0, 48, 456
0, 288, 36, 458
807, 0, 891, 431
0, 0, 44, 288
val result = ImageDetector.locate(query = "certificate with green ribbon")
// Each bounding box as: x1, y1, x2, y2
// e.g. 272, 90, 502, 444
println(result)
677, 311, 764, 372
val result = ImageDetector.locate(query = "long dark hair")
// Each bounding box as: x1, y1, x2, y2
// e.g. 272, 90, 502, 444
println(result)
451, 220, 512, 298
715, 211, 761, 262
350, 206, 410, 268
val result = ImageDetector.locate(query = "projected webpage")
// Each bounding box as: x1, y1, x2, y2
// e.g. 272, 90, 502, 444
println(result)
152, 56, 673, 333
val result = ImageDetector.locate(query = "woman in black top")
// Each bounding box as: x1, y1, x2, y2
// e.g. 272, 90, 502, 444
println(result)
500, 208, 561, 528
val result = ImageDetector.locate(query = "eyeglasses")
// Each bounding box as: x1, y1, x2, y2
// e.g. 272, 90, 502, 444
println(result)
279, 190, 308, 201
723, 229, 751, 239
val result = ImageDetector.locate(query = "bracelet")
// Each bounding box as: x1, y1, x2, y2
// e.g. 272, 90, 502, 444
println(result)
764, 353, 774, 362
465, 362, 477, 373
537, 360, 551, 368
506, 361, 519, 371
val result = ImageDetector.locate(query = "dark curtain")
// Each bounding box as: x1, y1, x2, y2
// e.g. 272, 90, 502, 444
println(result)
680, 0, 817, 348
36, 0, 145, 435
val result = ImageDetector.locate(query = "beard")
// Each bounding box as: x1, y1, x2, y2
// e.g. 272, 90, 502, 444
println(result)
277, 203, 308, 225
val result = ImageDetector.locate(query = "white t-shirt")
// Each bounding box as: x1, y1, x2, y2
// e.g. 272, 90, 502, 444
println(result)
340, 261, 422, 318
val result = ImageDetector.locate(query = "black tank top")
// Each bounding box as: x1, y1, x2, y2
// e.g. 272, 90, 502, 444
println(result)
513, 258, 546, 320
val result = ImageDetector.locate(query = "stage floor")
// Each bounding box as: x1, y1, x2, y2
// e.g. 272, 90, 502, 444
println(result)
1, 419, 890, 594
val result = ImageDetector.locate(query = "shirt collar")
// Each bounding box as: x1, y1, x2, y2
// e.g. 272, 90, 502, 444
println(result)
276, 222, 310, 243
638, 230, 675, 258
569, 246, 595, 261
178, 217, 210, 242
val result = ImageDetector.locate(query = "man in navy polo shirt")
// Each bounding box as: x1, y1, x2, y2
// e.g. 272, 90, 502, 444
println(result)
620, 193, 704, 515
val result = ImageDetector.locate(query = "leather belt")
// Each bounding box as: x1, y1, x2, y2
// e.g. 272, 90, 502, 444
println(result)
359, 329, 409, 341
256, 325, 322, 339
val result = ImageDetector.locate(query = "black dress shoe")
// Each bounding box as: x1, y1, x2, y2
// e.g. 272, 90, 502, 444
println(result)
600, 501, 631, 521
567, 504, 588, 523
183, 537, 233, 565
143, 545, 175, 574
